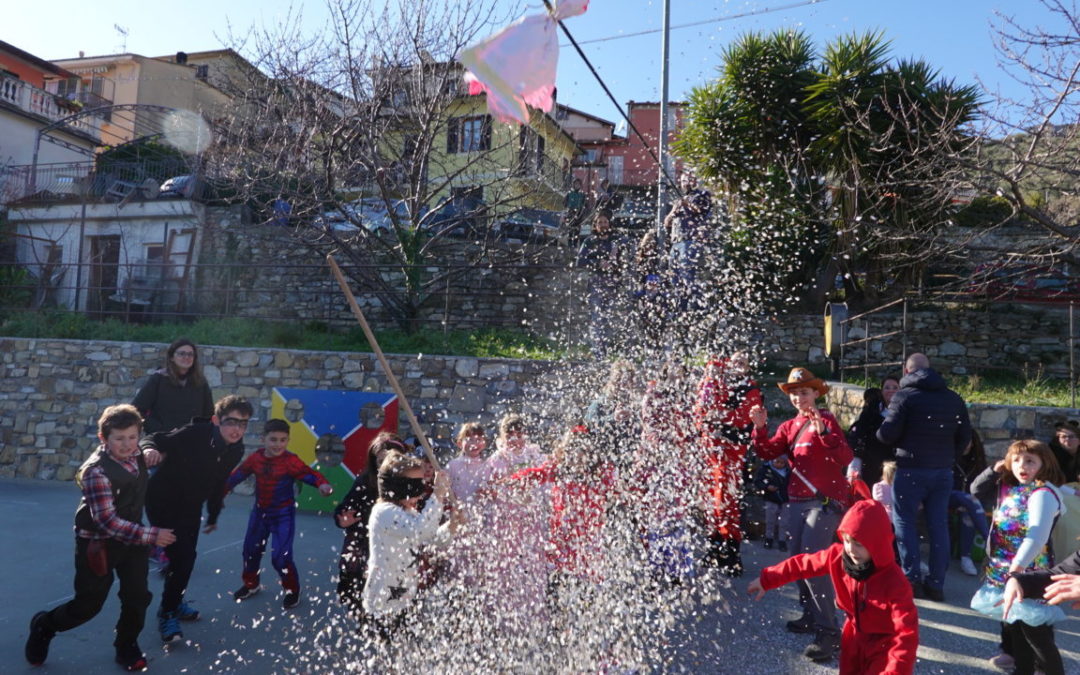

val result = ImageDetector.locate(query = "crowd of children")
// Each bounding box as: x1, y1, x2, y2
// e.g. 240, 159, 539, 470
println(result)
22, 350, 1080, 674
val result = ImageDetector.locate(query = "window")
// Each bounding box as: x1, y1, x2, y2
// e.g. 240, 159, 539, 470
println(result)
447, 115, 491, 153
584, 149, 600, 164
195, 65, 209, 79
145, 243, 165, 278
555, 107, 569, 120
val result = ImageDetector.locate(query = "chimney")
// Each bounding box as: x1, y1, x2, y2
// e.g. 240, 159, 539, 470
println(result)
176, 51, 188, 65
79, 51, 85, 58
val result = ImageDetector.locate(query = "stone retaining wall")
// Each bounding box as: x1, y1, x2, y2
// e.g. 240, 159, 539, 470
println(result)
828, 382, 1080, 459
0, 337, 588, 480
771, 305, 1074, 378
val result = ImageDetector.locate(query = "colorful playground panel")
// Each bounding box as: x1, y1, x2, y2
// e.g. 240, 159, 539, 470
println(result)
270, 387, 399, 511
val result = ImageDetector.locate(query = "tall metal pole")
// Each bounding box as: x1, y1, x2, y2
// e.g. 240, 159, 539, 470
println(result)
655, 0, 671, 240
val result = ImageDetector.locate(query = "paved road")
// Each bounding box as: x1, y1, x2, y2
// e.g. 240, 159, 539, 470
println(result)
3, 477, 1079, 673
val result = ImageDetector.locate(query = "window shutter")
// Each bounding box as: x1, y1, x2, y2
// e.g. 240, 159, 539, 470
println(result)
480, 115, 491, 151
447, 118, 458, 153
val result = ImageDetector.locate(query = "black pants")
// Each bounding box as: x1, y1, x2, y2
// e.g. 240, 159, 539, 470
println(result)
42, 537, 151, 647
148, 503, 201, 613
1005, 620, 1065, 675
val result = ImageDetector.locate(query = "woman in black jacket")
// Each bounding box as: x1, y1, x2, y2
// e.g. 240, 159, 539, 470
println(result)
847, 376, 900, 486
132, 338, 213, 435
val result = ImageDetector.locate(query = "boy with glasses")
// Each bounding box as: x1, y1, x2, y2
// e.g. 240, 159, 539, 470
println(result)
140, 395, 253, 643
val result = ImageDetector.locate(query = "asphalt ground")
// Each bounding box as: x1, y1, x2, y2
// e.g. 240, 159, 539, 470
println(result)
3, 477, 1080, 673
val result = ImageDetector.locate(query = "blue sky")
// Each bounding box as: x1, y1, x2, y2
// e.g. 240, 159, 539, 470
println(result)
5, 0, 1059, 125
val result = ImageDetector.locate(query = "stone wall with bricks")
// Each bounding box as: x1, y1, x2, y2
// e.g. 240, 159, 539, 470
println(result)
0, 337, 590, 481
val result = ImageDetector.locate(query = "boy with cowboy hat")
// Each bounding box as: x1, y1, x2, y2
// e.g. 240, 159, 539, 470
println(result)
749, 367, 853, 663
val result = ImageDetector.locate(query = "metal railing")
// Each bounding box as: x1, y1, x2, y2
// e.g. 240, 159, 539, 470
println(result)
837, 297, 909, 383
1, 158, 194, 204
0, 74, 103, 139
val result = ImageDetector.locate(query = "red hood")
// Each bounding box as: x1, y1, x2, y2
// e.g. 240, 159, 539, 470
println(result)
837, 500, 896, 568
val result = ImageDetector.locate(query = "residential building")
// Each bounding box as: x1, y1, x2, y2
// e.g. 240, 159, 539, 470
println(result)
0, 40, 102, 187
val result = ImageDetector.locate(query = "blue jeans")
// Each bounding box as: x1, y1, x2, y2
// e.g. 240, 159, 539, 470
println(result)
892, 467, 952, 590
949, 491, 989, 559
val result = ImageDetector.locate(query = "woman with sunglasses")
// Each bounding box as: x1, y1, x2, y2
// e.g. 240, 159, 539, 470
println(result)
132, 338, 213, 434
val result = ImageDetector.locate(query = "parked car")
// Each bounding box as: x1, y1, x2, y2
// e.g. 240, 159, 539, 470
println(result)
427, 196, 488, 239
319, 198, 417, 234
967, 262, 1080, 302
611, 194, 656, 231
494, 208, 561, 244
159, 175, 195, 198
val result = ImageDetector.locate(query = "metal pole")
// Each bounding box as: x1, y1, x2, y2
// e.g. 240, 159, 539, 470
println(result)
901, 298, 908, 368
655, 0, 671, 239
1071, 302, 1076, 408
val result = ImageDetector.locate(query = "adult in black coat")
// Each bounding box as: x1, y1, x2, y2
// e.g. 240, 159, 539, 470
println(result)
847, 376, 900, 486
877, 352, 972, 599
1049, 421, 1080, 484
132, 338, 214, 435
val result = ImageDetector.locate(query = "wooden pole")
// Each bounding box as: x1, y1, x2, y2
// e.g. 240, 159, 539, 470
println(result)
326, 254, 441, 471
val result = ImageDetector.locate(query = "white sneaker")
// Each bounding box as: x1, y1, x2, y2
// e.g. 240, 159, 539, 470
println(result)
919, 561, 930, 577
960, 556, 978, 576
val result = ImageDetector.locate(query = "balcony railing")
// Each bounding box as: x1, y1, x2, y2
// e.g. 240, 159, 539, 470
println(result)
1, 158, 193, 205
0, 74, 103, 141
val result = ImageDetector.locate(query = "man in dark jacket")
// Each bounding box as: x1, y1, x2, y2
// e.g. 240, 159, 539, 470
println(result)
576, 210, 627, 358
142, 395, 252, 644
877, 352, 971, 601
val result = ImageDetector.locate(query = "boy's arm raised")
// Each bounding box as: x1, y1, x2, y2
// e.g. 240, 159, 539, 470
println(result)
758, 546, 835, 590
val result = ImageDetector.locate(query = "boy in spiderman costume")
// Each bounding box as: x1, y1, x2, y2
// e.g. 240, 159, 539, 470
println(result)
224, 418, 332, 609
693, 352, 762, 576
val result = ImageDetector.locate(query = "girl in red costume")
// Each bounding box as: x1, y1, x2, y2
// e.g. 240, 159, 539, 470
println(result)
693, 352, 762, 576
747, 500, 918, 674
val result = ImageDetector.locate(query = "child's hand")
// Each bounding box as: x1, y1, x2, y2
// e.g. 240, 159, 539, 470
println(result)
766, 485, 778, 492
336, 509, 360, 527
156, 528, 177, 547
143, 448, 162, 467
746, 576, 766, 601
749, 406, 767, 429
997, 577, 1024, 620
994, 459, 1007, 472
433, 471, 451, 503
319, 483, 334, 496
807, 407, 826, 434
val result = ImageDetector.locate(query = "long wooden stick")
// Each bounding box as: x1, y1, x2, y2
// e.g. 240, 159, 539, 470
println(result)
326, 254, 441, 471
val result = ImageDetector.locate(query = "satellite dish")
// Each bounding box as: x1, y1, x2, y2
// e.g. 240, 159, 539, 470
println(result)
140, 178, 161, 200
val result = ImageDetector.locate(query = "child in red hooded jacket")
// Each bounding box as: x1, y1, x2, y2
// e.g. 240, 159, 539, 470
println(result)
746, 500, 919, 675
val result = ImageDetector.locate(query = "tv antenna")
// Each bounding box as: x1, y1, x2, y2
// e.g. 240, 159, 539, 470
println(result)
114, 24, 129, 52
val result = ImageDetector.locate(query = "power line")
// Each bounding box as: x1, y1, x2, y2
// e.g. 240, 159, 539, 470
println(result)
560, 0, 830, 47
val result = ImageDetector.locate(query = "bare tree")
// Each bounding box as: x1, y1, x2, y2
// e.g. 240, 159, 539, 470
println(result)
207, 0, 573, 331
961, 0, 1080, 278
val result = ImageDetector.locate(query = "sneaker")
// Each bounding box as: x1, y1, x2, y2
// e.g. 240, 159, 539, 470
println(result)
960, 556, 978, 576
115, 642, 147, 672
910, 582, 927, 600
234, 585, 260, 601
989, 652, 1015, 670
778, 540, 788, 552
283, 590, 301, 610
922, 583, 945, 603
175, 600, 200, 621
786, 613, 815, 634
803, 630, 840, 662
763, 538, 774, 549
157, 610, 183, 643
25, 611, 55, 666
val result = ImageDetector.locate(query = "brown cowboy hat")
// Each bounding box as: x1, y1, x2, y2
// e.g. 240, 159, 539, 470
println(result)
777, 367, 830, 397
